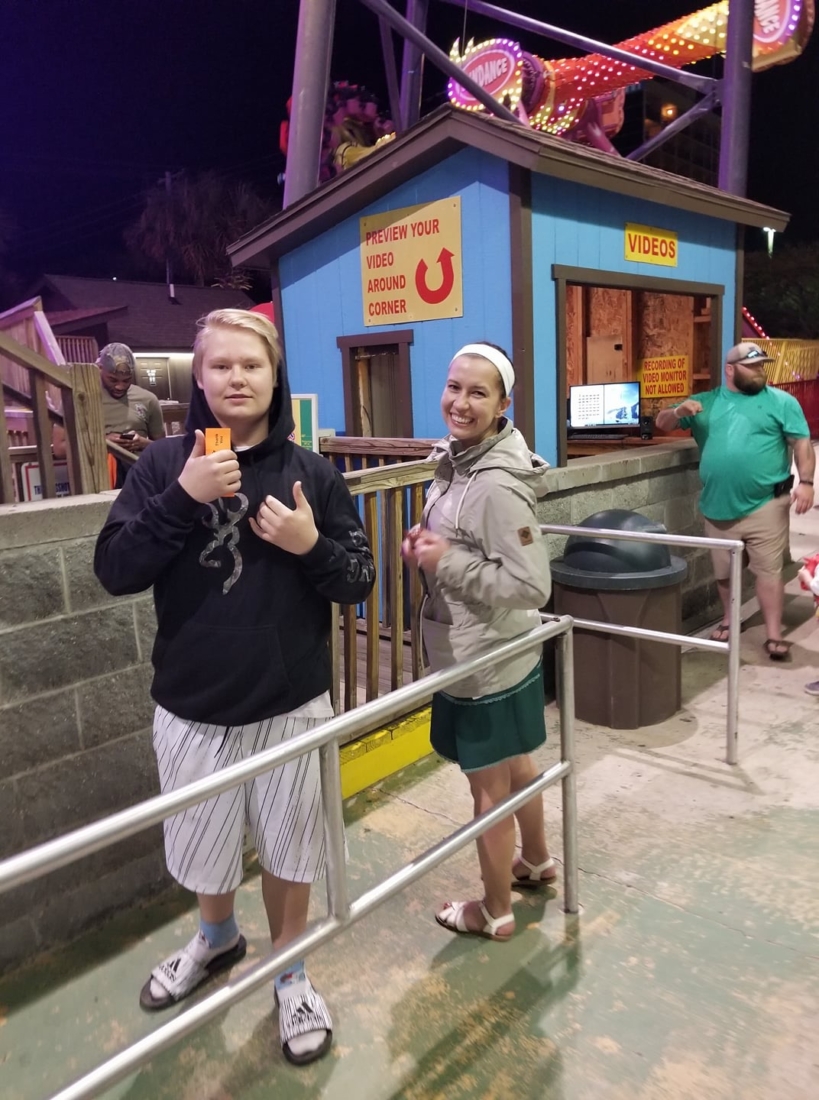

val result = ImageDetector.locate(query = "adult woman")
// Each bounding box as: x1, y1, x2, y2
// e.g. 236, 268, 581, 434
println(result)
402, 342, 555, 941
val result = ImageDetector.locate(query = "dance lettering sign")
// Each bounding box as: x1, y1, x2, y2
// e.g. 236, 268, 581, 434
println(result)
637, 355, 690, 399
625, 223, 678, 267
360, 198, 463, 325
755, 0, 803, 46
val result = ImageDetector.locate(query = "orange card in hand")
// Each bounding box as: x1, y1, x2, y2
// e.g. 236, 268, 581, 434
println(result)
205, 427, 231, 454
205, 428, 234, 497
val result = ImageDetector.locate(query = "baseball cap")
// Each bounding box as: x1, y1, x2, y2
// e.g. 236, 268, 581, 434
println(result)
97, 342, 136, 374
725, 342, 774, 367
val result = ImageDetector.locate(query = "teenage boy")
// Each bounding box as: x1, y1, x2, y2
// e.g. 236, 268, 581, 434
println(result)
95, 309, 375, 1065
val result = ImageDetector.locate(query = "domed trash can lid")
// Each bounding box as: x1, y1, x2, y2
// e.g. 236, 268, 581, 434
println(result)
551, 509, 688, 591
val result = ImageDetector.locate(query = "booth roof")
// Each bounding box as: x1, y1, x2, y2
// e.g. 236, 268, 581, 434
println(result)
230, 105, 788, 271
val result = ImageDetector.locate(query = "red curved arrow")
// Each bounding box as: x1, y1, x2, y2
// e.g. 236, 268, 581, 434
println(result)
415, 248, 455, 304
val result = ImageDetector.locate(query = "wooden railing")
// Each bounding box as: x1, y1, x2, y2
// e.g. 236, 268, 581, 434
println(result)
320, 435, 436, 471
56, 335, 99, 365
330, 458, 435, 715
0, 330, 108, 502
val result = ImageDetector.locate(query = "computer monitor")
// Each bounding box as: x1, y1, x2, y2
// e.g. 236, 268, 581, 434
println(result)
569, 381, 641, 430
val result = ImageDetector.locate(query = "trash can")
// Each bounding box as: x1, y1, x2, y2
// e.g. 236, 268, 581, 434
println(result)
551, 509, 687, 729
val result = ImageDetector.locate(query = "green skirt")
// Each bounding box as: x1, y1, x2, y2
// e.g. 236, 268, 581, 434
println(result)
430, 661, 546, 773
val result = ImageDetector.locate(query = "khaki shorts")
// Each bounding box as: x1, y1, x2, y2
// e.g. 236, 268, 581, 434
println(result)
702, 494, 791, 581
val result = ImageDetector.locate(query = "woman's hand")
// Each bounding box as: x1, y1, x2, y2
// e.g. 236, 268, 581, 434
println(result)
413, 529, 451, 574
401, 524, 421, 566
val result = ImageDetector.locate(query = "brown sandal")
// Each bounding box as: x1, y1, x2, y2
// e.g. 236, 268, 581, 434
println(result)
709, 623, 730, 643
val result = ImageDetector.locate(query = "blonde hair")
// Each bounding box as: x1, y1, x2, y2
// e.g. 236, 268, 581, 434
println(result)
192, 309, 283, 380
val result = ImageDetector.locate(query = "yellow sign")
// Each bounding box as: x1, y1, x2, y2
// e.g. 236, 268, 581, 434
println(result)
637, 355, 690, 399
625, 223, 678, 267
360, 198, 463, 326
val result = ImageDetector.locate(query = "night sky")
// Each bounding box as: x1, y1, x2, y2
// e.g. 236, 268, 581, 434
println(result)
2, 0, 818, 283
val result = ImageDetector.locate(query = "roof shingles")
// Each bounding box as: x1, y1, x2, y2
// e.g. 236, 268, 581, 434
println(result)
38, 275, 255, 351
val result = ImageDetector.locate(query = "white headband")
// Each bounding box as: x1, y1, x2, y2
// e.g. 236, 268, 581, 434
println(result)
451, 343, 515, 397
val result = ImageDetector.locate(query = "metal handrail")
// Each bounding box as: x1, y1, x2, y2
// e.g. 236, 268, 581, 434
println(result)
0, 616, 577, 1100
542, 524, 743, 764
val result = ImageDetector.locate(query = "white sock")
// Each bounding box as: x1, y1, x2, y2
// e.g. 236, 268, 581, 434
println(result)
149, 929, 240, 1000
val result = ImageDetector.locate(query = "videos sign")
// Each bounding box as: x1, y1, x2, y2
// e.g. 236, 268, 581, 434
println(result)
625, 223, 678, 267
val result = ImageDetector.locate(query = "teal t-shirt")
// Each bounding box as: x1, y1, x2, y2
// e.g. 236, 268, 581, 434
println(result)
676, 386, 809, 520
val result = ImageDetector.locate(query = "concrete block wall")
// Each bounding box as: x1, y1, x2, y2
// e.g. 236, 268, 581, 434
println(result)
0, 493, 169, 973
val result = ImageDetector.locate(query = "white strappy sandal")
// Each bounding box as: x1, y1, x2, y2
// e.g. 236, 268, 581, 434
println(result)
512, 855, 557, 889
435, 900, 515, 941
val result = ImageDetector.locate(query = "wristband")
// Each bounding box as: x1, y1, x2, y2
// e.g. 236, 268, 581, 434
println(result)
801, 480, 814, 485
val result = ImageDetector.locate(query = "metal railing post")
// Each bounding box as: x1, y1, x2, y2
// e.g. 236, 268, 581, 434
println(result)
318, 739, 350, 918
557, 626, 579, 914
726, 545, 743, 765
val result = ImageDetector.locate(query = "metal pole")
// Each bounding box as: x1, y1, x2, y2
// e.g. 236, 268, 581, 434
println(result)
50, 759, 571, 1100
319, 739, 350, 918
399, 0, 428, 129
561, 616, 727, 653
282, 0, 336, 208
726, 545, 743, 765
379, 17, 404, 131
164, 170, 175, 299
627, 90, 719, 162
717, 0, 754, 195
557, 627, 579, 914
541, 524, 745, 554
436, 0, 718, 95
356, 0, 520, 124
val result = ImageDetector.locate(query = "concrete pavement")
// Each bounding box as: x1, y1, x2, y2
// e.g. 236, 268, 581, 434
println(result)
1, 483, 818, 1100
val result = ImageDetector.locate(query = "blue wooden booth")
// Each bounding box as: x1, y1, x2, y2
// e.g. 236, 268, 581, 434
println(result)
230, 107, 787, 467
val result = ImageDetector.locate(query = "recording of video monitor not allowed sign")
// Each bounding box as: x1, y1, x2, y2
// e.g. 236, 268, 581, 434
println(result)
360, 198, 463, 326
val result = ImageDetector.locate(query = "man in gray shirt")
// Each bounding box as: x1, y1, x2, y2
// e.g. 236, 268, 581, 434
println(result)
97, 342, 165, 452
52, 342, 165, 468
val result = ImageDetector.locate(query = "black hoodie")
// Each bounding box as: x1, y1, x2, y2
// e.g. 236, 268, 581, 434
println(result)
94, 359, 375, 725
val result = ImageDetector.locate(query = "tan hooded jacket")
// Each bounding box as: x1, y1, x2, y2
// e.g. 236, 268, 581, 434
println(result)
421, 419, 552, 699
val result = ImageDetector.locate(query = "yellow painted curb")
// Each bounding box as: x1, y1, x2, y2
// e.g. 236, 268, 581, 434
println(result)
339, 706, 432, 799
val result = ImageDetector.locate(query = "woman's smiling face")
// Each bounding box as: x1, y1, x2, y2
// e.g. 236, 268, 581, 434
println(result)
441, 354, 510, 447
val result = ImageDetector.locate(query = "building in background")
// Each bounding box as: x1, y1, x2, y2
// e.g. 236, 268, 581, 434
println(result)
617, 80, 721, 187
29, 275, 256, 405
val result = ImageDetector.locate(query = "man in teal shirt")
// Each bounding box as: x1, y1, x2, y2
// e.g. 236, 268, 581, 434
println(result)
656, 342, 815, 660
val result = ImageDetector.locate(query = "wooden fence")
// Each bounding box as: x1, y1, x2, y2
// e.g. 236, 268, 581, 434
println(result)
330, 457, 434, 715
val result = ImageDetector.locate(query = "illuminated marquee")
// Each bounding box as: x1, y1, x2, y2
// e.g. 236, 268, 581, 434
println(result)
447, 38, 523, 113
446, 2, 814, 139
755, 0, 810, 47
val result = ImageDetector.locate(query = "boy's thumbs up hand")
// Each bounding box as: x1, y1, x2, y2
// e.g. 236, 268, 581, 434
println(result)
178, 430, 241, 503
249, 480, 319, 556
190, 429, 206, 458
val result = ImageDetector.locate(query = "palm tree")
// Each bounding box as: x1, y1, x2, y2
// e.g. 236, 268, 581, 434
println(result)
126, 172, 273, 287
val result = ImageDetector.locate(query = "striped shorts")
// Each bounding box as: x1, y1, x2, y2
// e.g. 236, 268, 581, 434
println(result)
152, 695, 334, 894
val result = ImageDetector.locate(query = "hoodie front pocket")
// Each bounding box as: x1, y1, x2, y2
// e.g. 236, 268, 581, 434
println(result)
152, 622, 292, 721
